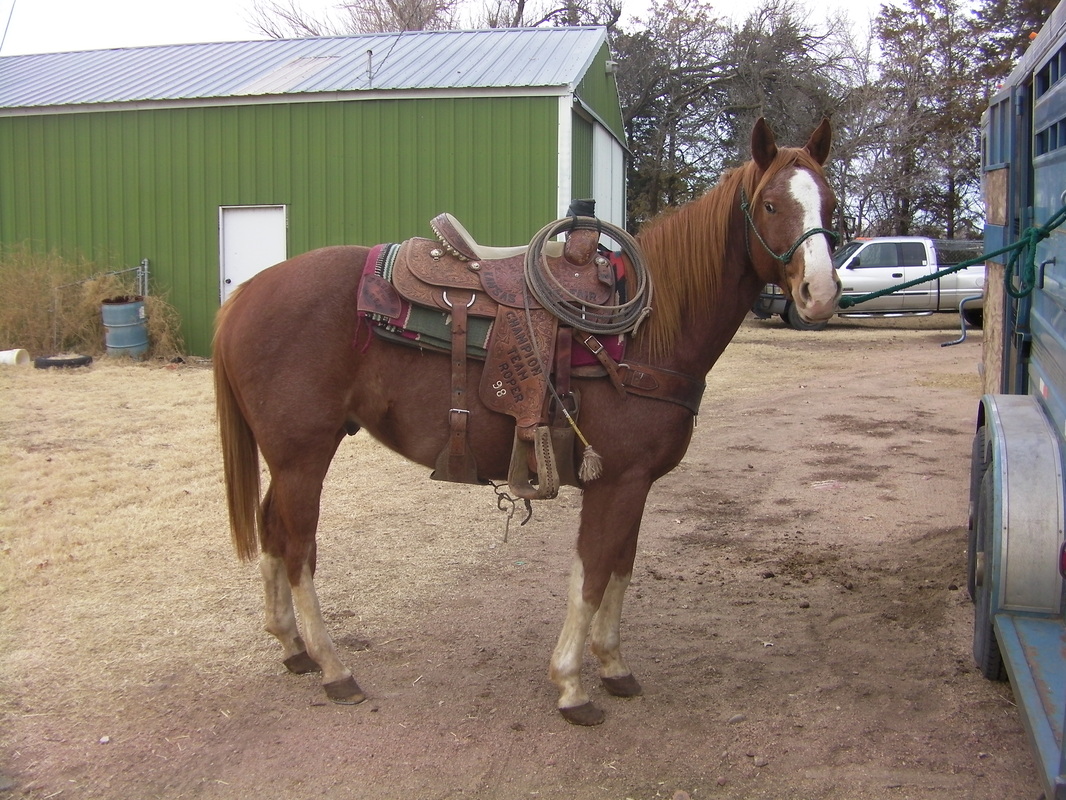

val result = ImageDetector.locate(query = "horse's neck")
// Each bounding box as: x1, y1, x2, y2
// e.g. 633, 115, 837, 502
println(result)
631, 192, 762, 378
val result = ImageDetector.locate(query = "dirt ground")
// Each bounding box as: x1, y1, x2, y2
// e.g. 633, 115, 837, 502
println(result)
0, 314, 1043, 800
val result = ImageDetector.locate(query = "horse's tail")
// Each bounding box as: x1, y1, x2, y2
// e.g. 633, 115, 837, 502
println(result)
213, 297, 262, 563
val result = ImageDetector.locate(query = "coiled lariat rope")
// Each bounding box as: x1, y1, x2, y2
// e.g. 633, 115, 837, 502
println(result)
524, 217, 653, 335
838, 203, 1066, 309
520, 216, 654, 484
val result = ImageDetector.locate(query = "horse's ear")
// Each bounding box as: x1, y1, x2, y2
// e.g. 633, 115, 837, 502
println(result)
751, 117, 777, 171
804, 118, 832, 165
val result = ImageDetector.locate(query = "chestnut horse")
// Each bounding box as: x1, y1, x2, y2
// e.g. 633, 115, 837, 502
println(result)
213, 118, 841, 725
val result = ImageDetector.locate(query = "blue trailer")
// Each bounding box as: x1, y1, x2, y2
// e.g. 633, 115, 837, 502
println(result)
974, 4, 1066, 798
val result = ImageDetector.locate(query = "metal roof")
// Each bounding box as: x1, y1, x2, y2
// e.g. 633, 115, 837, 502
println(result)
0, 27, 607, 110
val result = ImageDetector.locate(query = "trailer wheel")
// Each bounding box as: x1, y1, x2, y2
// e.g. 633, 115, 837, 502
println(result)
972, 468, 1006, 681
967, 426, 989, 602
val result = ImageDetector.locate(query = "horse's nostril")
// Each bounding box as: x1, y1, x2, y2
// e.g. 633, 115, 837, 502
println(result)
799, 281, 812, 303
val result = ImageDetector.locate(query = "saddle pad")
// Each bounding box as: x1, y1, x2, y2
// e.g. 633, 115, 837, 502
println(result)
358, 244, 493, 356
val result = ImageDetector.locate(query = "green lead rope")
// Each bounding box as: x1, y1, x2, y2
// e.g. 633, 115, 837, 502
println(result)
837, 202, 1066, 309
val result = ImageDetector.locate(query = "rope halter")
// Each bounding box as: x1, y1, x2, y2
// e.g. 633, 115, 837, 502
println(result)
740, 188, 839, 265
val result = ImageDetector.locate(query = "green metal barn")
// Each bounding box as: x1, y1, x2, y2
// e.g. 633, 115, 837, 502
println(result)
0, 27, 626, 355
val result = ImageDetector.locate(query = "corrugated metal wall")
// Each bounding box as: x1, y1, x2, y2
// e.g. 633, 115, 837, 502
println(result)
576, 43, 625, 142
1, 95, 559, 355
571, 114, 594, 203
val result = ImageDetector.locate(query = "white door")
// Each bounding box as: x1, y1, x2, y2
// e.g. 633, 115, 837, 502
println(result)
592, 125, 627, 228
219, 205, 287, 303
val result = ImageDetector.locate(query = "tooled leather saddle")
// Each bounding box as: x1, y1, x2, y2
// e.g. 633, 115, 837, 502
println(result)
356, 210, 703, 500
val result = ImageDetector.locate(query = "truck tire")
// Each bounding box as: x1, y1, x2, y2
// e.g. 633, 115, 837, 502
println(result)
967, 426, 989, 602
962, 307, 983, 329
972, 468, 1006, 681
785, 301, 829, 331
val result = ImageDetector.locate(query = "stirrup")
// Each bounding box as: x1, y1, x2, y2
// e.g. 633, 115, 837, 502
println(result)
507, 426, 560, 500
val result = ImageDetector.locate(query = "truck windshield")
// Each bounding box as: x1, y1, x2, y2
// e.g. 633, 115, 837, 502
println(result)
832, 242, 863, 268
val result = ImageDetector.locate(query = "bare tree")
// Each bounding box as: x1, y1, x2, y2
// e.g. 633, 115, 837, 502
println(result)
723, 0, 853, 153
471, 0, 620, 29
816, 15, 882, 237
614, 0, 732, 226
249, 0, 342, 37
339, 0, 459, 32
250, 0, 458, 36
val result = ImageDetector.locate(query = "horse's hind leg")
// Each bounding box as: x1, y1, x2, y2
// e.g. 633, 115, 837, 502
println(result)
290, 561, 365, 703
260, 551, 320, 675
261, 464, 366, 705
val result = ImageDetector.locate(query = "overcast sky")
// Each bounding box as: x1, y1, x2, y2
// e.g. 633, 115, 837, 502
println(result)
0, 0, 885, 57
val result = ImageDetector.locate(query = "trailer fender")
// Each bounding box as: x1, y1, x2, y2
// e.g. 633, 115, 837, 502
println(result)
978, 393, 1066, 615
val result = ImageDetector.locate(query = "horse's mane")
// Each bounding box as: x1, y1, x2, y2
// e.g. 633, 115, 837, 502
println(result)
634, 146, 826, 359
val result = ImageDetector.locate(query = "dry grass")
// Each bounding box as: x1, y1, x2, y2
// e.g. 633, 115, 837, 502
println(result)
0, 316, 1041, 800
0, 244, 184, 359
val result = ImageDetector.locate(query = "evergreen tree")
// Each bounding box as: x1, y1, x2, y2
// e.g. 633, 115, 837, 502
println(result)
972, 0, 1057, 84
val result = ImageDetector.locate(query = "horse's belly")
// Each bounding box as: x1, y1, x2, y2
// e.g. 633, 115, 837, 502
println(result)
349, 338, 516, 479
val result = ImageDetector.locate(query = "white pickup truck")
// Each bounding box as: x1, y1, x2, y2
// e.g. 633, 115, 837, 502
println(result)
753, 236, 986, 330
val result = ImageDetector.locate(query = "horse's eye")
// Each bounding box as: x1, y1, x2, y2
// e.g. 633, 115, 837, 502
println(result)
764, 202, 776, 214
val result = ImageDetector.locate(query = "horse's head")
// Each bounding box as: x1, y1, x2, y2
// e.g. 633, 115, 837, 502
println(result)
744, 118, 842, 324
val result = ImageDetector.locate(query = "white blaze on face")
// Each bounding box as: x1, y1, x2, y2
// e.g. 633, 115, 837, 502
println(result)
788, 170, 839, 318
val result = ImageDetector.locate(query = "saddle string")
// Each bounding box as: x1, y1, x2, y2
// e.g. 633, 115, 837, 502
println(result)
521, 296, 604, 484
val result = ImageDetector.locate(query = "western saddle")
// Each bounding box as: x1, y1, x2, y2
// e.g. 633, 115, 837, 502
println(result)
356, 208, 698, 500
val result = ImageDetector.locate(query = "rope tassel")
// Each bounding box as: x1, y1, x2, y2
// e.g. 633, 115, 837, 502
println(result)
578, 444, 603, 483
559, 405, 602, 483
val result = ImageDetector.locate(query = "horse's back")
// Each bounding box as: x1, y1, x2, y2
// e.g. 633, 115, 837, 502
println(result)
216, 245, 371, 361
214, 246, 375, 441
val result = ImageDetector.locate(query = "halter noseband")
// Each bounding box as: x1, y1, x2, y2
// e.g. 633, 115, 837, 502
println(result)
740, 188, 839, 264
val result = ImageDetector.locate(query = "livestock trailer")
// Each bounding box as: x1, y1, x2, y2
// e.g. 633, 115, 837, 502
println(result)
974, 3, 1066, 798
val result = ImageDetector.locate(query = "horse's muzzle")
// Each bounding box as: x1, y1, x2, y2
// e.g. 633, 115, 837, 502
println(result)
794, 273, 842, 322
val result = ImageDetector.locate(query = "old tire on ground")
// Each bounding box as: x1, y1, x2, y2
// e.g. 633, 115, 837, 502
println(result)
34, 354, 94, 369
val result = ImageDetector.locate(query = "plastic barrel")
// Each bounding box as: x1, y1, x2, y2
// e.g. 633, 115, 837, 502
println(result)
101, 297, 149, 359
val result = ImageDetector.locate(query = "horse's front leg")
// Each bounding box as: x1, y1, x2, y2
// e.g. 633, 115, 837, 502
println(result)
550, 477, 649, 725
590, 571, 643, 698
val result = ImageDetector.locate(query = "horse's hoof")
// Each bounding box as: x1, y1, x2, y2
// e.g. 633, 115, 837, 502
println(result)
323, 675, 367, 705
559, 702, 605, 726
601, 674, 643, 698
283, 650, 321, 675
